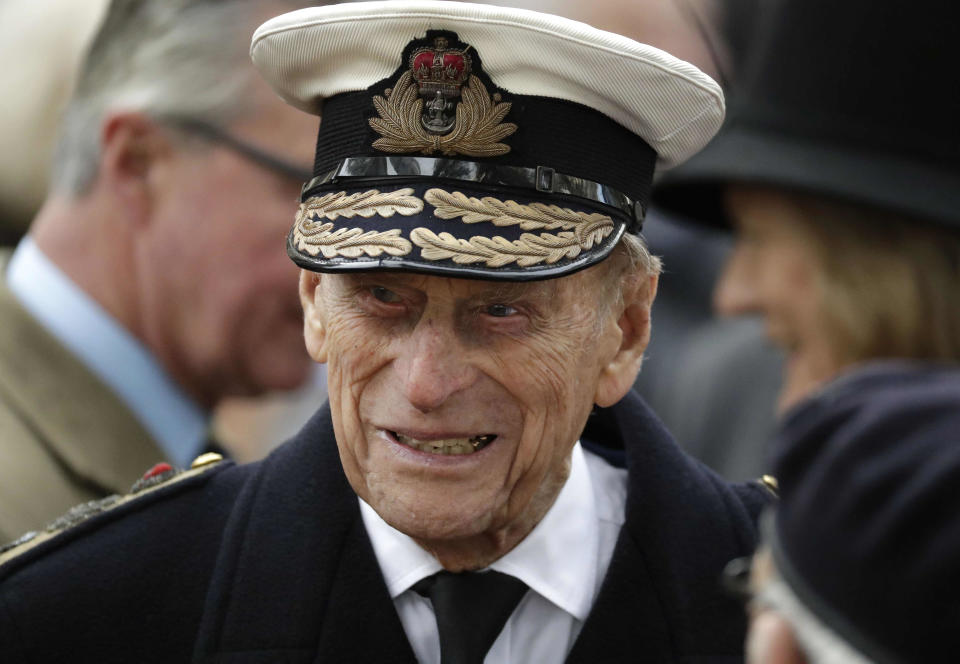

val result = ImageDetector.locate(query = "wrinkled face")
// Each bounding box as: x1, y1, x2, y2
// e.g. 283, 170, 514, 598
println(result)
137, 80, 317, 405
716, 186, 842, 413
301, 266, 636, 548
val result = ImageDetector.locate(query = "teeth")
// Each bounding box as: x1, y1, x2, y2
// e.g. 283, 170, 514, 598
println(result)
394, 432, 496, 455
470, 434, 495, 450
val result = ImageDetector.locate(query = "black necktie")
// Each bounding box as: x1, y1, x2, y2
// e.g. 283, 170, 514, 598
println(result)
413, 570, 528, 664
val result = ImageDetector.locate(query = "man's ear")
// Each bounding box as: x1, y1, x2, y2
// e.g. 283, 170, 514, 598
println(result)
300, 270, 328, 363
98, 112, 171, 225
594, 271, 659, 407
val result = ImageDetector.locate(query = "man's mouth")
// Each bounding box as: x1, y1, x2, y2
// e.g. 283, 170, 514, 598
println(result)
391, 431, 497, 455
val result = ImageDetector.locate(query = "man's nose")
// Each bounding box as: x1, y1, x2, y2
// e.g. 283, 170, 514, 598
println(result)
396, 319, 479, 412
713, 247, 761, 316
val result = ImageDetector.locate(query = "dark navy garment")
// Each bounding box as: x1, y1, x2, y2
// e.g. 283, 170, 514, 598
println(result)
769, 361, 960, 664
0, 391, 768, 663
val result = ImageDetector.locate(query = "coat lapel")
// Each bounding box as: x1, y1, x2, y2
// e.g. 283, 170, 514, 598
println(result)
569, 391, 757, 663
312, 515, 418, 663
193, 406, 416, 663
565, 527, 675, 662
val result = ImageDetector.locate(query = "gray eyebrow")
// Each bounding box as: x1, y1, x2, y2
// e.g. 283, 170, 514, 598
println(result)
344, 272, 561, 302
469, 280, 559, 303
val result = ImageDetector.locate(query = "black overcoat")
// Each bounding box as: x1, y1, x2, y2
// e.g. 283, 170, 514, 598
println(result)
0, 391, 769, 662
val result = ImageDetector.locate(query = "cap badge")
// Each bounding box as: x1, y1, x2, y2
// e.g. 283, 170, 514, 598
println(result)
369, 36, 517, 157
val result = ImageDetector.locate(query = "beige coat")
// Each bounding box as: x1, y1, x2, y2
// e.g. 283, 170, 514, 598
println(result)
0, 255, 165, 543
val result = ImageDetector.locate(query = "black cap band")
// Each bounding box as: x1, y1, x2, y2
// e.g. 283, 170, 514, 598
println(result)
303, 156, 645, 231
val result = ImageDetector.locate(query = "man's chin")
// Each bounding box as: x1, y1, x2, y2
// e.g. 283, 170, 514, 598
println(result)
374, 498, 497, 544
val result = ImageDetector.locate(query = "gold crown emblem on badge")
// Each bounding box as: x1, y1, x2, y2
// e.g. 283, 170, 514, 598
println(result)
410, 37, 472, 100
409, 37, 471, 134
369, 35, 517, 156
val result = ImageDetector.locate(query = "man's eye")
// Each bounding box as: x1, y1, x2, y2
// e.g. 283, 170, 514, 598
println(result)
485, 303, 517, 317
370, 286, 401, 303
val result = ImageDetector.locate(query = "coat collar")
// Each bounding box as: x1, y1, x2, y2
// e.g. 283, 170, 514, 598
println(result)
569, 392, 756, 662
193, 406, 417, 663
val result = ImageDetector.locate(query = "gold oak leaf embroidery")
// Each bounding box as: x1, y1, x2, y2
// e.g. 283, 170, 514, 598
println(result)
293, 188, 419, 258
421, 188, 616, 265
369, 71, 517, 157
295, 223, 413, 259
424, 188, 614, 242
296, 188, 424, 221
410, 226, 614, 268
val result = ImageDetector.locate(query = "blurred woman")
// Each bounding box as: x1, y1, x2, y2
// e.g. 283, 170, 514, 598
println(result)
654, 0, 960, 413
655, 0, 960, 660
715, 187, 960, 411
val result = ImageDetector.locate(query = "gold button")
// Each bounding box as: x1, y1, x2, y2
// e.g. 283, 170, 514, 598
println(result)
191, 452, 224, 469
759, 474, 779, 496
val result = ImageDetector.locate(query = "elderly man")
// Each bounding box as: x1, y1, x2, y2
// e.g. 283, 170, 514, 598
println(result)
0, 0, 320, 541
728, 364, 960, 664
0, 3, 770, 662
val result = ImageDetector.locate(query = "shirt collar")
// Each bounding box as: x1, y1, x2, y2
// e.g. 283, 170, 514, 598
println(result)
6, 237, 207, 467
359, 441, 599, 621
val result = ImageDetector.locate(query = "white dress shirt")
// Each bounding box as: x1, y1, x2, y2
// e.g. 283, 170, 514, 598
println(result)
6, 237, 207, 467
360, 442, 628, 663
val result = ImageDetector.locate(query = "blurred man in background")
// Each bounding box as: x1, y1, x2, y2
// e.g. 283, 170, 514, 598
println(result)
0, 0, 320, 542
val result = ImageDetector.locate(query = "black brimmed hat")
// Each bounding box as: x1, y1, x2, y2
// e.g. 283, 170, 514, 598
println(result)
251, 0, 724, 281
769, 362, 960, 663
653, 0, 960, 230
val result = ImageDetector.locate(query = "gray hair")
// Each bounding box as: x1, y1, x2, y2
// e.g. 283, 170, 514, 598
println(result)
51, 0, 315, 196
617, 231, 662, 278
579, 232, 660, 341
596, 231, 662, 313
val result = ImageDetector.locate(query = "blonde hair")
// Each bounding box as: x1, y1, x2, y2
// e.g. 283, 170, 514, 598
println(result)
787, 192, 960, 365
